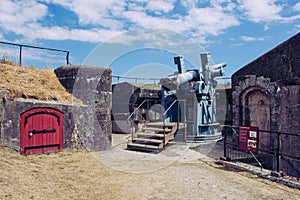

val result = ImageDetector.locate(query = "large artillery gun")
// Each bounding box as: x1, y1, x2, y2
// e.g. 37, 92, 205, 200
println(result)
160, 53, 226, 141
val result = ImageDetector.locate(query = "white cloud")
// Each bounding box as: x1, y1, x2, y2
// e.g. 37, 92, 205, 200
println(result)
241, 36, 265, 42
0, 0, 240, 44
123, 10, 183, 31
238, 0, 283, 23
0, 0, 239, 45
146, 0, 175, 13
295, 2, 300, 11
25, 24, 123, 43
180, 0, 200, 9
0, 0, 125, 43
231, 43, 243, 47
42, 0, 126, 28
0, 0, 47, 33
185, 6, 239, 36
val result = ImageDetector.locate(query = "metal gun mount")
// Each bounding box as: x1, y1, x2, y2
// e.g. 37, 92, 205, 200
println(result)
159, 53, 226, 142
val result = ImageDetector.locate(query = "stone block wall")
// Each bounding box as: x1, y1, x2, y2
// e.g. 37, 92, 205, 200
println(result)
55, 65, 112, 150
232, 32, 300, 86
0, 65, 112, 152
0, 99, 110, 151
231, 32, 300, 177
55, 65, 112, 105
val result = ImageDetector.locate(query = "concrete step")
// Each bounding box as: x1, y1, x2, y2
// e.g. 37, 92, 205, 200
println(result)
137, 132, 165, 138
132, 137, 163, 144
146, 122, 177, 128
142, 127, 172, 133
127, 143, 160, 151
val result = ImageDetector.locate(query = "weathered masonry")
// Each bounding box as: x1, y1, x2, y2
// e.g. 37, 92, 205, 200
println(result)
0, 65, 112, 154
232, 32, 300, 136
231, 32, 300, 177
55, 65, 112, 151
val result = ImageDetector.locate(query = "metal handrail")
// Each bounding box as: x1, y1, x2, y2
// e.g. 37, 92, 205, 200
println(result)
127, 99, 158, 141
162, 99, 187, 143
127, 99, 154, 121
0, 41, 70, 66
127, 98, 187, 144
163, 99, 178, 116
162, 99, 186, 116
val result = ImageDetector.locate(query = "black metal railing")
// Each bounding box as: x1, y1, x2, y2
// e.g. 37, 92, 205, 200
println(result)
126, 99, 160, 141
126, 99, 187, 143
112, 76, 161, 84
0, 41, 70, 66
223, 125, 300, 178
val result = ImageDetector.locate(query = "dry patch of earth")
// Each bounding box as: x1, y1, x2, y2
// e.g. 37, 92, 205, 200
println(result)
0, 63, 80, 103
1, 134, 299, 200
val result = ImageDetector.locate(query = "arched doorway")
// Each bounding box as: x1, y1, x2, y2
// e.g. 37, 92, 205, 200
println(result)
20, 107, 64, 154
242, 89, 270, 150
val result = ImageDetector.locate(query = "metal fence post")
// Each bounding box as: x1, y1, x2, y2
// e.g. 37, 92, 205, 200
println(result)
223, 127, 227, 158
0, 41, 70, 66
276, 132, 280, 172
19, 45, 22, 66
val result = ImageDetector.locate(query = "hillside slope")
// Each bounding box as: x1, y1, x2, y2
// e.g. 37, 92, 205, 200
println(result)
0, 63, 80, 103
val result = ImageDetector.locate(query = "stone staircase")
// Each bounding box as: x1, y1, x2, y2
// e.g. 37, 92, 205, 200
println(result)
127, 122, 178, 152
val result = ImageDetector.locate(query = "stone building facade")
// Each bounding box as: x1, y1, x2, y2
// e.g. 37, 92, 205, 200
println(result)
232, 32, 300, 134
231, 32, 300, 177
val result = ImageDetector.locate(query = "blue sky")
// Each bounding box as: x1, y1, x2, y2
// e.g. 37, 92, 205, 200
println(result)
0, 0, 299, 82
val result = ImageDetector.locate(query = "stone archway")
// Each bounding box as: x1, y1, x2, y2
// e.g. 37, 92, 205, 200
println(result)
244, 90, 270, 130
233, 75, 276, 151
241, 89, 270, 150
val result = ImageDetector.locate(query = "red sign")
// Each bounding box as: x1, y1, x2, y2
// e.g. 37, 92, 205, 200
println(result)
238, 126, 259, 153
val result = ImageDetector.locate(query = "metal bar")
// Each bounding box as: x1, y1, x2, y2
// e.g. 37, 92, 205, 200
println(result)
130, 120, 134, 142
224, 127, 227, 158
279, 153, 300, 160
221, 125, 300, 136
249, 151, 263, 170
163, 100, 178, 116
30, 129, 56, 134
127, 99, 148, 120
24, 111, 60, 126
0, 41, 70, 65
255, 129, 299, 136
112, 75, 161, 83
184, 100, 187, 144
66, 51, 70, 65
277, 132, 280, 172
19, 45, 22, 66
24, 143, 60, 151
0, 41, 69, 53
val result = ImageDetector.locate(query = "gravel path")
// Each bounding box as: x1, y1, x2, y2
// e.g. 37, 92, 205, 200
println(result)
0, 134, 299, 199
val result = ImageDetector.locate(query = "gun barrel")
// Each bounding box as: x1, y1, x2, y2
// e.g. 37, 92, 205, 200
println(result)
177, 70, 198, 85
160, 70, 198, 90
209, 62, 227, 70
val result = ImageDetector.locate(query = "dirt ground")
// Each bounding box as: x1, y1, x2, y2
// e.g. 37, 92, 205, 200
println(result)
1, 134, 300, 200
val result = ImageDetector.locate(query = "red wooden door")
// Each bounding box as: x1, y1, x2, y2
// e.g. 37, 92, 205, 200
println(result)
20, 107, 63, 155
